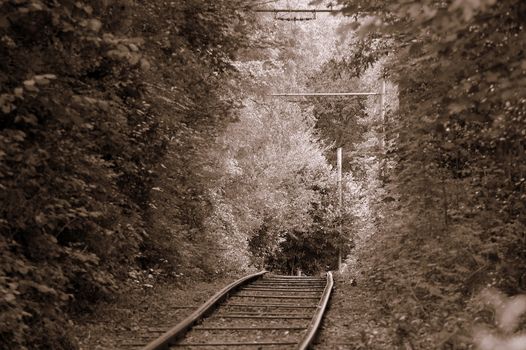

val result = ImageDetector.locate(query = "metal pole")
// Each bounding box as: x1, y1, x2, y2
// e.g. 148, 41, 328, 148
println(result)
380, 79, 386, 149
337, 147, 343, 272
271, 92, 380, 97
380, 79, 386, 178
253, 9, 339, 13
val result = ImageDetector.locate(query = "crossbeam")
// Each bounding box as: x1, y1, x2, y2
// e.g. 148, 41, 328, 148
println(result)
271, 92, 380, 97
254, 9, 339, 13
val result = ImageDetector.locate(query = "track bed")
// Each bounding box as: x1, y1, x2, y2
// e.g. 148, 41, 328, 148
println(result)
140, 272, 333, 350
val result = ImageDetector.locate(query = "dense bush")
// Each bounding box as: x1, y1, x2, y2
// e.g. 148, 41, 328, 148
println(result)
205, 101, 343, 273
325, 0, 526, 347
0, 0, 255, 348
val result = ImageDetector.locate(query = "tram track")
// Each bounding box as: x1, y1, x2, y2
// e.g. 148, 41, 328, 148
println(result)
136, 271, 333, 350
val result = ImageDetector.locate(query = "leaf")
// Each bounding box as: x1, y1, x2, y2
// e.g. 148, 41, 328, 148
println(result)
7, 130, 26, 142
34, 212, 46, 226
13, 87, 24, 98
480, 288, 526, 333
442, 141, 455, 151
448, 102, 469, 113
23, 79, 39, 92
0, 16, 10, 29
4, 293, 16, 303
13, 260, 30, 275
87, 19, 102, 32
140, 58, 151, 71
0, 93, 16, 113
33, 283, 57, 295
34, 76, 50, 85
128, 53, 140, 65
15, 114, 38, 126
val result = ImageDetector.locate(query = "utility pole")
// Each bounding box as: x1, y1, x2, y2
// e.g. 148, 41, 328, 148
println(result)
271, 92, 380, 97
379, 79, 386, 178
380, 79, 386, 145
253, 9, 339, 13
337, 147, 343, 272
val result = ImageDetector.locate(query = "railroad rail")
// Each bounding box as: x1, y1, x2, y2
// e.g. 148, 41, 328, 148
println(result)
140, 271, 333, 350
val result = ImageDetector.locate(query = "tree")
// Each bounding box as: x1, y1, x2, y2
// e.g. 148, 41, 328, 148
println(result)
0, 0, 257, 348
316, 0, 526, 347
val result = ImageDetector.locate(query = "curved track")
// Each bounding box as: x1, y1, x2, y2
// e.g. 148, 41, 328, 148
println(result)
141, 271, 333, 350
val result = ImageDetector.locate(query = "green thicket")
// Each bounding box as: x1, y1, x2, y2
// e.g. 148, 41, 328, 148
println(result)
195, 15, 353, 275
127, 0, 255, 276
204, 100, 343, 274
0, 0, 254, 348
327, 0, 525, 347
6, 0, 523, 347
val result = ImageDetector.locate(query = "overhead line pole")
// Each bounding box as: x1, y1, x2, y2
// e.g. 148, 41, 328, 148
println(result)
271, 92, 380, 97
380, 79, 387, 178
253, 9, 340, 13
337, 147, 343, 273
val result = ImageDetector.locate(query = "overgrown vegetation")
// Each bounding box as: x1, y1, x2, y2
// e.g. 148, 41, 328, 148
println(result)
316, 0, 526, 347
0, 1, 349, 348
2, 0, 523, 348
0, 0, 255, 348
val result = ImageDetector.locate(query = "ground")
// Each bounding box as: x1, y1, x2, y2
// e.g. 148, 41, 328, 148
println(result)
313, 274, 394, 350
73, 276, 237, 350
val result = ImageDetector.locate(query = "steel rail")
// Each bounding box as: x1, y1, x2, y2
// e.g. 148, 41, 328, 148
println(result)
297, 271, 334, 350
141, 270, 267, 350
142, 271, 333, 350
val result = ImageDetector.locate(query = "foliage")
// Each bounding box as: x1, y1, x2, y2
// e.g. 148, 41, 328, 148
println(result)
473, 288, 526, 350
321, 0, 526, 347
127, 0, 257, 276
206, 6, 359, 274
206, 101, 341, 273
7, 0, 524, 348
0, 0, 255, 348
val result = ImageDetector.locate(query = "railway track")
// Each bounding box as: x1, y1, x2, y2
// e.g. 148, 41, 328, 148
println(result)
140, 271, 333, 350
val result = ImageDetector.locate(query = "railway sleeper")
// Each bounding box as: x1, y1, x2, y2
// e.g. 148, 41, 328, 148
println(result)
142, 271, 333, 350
